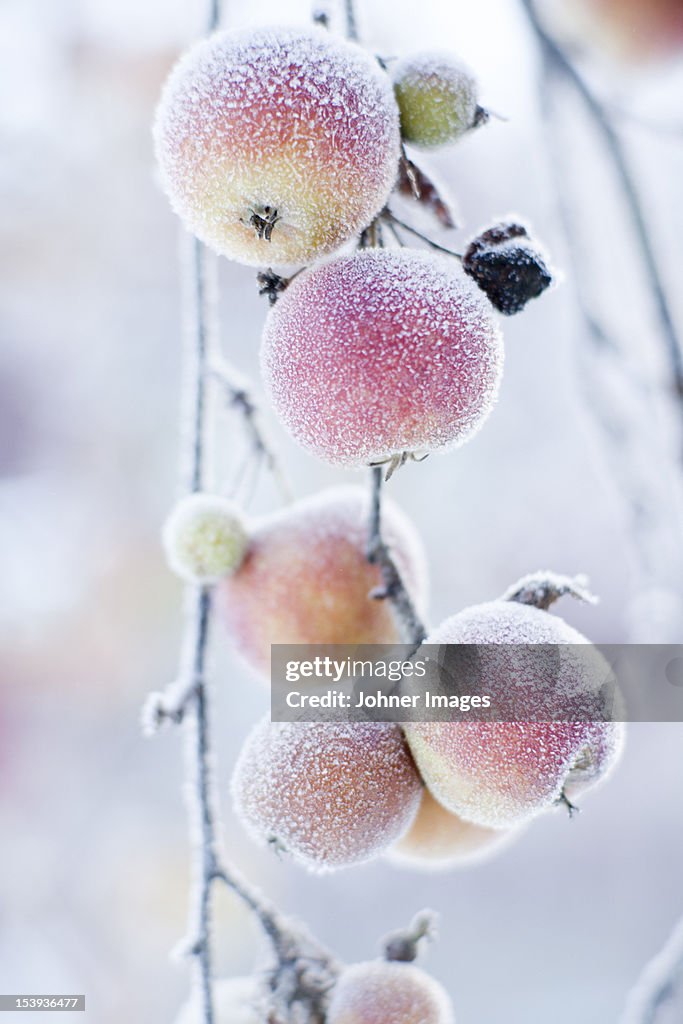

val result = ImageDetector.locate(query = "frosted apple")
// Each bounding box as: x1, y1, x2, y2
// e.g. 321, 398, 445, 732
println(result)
261, 249, 504, 468
154, 27, 401, 268
231, 719, 423, 872
392, 53, 480, 148
388, 788, 518, 870
217, 487, 428, 677
328, 961, 454, 1024
404, 601, 624, 829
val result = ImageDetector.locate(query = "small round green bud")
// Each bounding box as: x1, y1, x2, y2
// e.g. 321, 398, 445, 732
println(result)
392, 53, 480, 149
162, 493, 248, 584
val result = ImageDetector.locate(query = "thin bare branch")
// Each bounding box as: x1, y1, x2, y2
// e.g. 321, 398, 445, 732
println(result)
187, 589, 216, 1022
383, 210, 463, 260
209, 358, 292, 504
501, 571, 597, 610
213, 862, 339, 1024
518, 0, 683, 637
169, 232, 218, 1024
519, 0, 683, 415
184, 238, 211, 494
621, 916, 683, 1024
146, 12, 224, 1022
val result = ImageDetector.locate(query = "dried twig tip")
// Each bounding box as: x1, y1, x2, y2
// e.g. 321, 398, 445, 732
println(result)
383, 910, 439, 962
501, 571, 598, 610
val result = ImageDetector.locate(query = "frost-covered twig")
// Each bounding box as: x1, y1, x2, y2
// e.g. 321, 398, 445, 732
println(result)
209, 358, 292, 504
621, 916, 683, 1024
144, 235, 216, 733
212, 863, 339, 1023
137, 229, 222, 1023
519, 0, 683, 415
501, 570, 597, 610
383, 911, 437, 963
176, 233, 219, 1023
186, 587, 216, 1022
366, 466, 427, 650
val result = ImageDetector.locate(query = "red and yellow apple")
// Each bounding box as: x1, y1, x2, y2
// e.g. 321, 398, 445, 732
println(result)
154, 27, 401, 268
232, 719, 423, 872
388, 788, 518, 869
404, 601, 624, 828
261, 249, 504, 468
217, 487, 427, 678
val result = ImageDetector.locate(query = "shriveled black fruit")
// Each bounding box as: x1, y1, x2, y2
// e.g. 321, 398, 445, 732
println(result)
463, 221, 553, 315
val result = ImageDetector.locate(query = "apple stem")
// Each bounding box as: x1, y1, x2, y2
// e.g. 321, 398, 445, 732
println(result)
555, 789, 580, 818
383, 210, 463, 260
344, 0, 359, 41
366, 465, 428, 650
472, 105, 491, 128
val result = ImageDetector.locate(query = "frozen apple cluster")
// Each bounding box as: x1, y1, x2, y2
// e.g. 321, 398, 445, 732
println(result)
161, 482, 623, 875
154, 23, 622, 879
154, 26, 554, 473
231, 585, 624, 873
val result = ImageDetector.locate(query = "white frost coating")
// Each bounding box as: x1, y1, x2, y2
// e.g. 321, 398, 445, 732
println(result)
392, 52, 478, 148
404, 601, 625, 829
231, 718, 422, 872
328, 961, 455, 1024
153, 26, 401, 268
261, 249, 504, 467
430, 599, 591, 644
174, 977, 263, 1024
218, 485, 429, 677
162, 493, 248, 584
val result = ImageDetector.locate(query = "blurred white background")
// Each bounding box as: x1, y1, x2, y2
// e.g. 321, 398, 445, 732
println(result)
1, 0, 682, 1021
